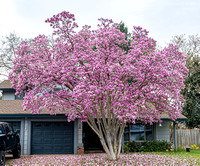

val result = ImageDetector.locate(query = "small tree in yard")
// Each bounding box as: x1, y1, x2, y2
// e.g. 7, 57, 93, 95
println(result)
0, 33, 23, 78
9, 11, 187, 160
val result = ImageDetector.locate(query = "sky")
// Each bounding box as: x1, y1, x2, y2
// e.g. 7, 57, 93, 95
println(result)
0, 0, 200, 47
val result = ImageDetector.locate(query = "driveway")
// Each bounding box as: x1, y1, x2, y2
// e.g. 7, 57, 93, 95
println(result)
5, 153, 198, 166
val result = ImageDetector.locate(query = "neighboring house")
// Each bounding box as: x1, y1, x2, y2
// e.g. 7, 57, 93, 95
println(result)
0, 80, 187, 155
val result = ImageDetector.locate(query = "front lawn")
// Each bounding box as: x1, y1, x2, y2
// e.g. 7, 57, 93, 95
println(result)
151, 149, 200, 163
5, 153, 198, 166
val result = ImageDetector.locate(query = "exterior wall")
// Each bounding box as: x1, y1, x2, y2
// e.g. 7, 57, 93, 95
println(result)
0, 88, 80, 155
74, 119, 78, 154
2, 91, 15, 100
0, 115, 171, 155
73, 119, 83, 154
77, 119, 83, 146
77, 119, 84, 154
155, 121, 170, 142
23, 118, 31, 155
20, 119, 25, 155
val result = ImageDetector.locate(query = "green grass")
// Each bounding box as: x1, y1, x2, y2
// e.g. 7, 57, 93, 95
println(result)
150, 149, 200, 163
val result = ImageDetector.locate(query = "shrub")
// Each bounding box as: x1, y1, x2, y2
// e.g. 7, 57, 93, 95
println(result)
143, 140, 171, 152
123, 141, 141, 153
123, 143, 130, 153
123, 140, 171, 153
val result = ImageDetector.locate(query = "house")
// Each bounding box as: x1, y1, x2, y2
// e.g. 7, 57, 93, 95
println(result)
0, 80, 187, 155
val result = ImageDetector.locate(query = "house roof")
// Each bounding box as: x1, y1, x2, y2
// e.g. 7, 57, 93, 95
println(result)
0, 100, 187, 120
0, 100, 29, 114
159, 113, 187, 121
0, 100, 64, 115
0, 80, 13, 90
0, 80, 187, 120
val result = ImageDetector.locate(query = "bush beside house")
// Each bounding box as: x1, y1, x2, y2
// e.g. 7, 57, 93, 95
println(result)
123, 140, 172, 153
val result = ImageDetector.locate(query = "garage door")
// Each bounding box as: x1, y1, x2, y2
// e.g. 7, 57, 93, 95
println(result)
31, 121, 74, 154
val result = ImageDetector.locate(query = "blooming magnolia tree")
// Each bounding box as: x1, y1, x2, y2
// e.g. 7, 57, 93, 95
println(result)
9, 11, 187, 160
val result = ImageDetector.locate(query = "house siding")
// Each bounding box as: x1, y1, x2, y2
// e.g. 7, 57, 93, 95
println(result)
23, 118, 31, 155
74, 119, 78, 154
20, 119, 25, 155
77, 119, 83, 146
2, 91, 15, 100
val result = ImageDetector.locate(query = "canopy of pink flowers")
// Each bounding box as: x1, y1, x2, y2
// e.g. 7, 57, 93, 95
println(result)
9, 11, 188, 123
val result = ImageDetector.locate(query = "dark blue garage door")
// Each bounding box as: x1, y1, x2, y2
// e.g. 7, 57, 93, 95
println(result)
31, 121, 74, 154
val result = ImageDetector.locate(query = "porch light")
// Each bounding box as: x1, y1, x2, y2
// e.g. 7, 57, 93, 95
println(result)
159, 122, 162, 127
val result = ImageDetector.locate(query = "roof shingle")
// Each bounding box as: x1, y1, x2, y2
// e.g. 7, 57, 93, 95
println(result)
0, 100, 61, 114
0, 100, 187, 120
0, 80, 187, 120
0, 80, 12, 89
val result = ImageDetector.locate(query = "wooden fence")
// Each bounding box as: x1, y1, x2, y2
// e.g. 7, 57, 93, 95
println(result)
176, 129, 200, 148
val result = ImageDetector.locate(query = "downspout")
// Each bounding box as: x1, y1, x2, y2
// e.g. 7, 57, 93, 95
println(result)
173, 121, 177, 151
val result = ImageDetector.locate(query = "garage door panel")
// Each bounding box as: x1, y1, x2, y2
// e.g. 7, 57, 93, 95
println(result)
43, 139, 53, 144
31, 121, 74, 154
32, 138, 43, 143
31, 147, 44, 154
54, 131, 64, 135
33, 122, 42, 127
43, 146, 53, 151
44, 131, 52, 137
33, 131, 43, 135
55, 147, 69, 153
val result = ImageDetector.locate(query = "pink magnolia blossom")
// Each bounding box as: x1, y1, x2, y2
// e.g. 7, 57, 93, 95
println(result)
9, 11, 188, 160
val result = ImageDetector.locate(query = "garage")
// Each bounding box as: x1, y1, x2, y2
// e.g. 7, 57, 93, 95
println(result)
31, 121, 74, 154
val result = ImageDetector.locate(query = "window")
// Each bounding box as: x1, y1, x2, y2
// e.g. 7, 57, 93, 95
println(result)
130, 123, 145, 141
124, 123, 153, 142
146, 124, 153, 140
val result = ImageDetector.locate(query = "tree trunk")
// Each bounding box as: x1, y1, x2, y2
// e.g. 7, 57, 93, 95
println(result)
87, 119, 125, 160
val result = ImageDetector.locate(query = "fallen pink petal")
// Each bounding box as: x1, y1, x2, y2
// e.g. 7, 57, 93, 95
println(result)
5, 153, 198, 166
